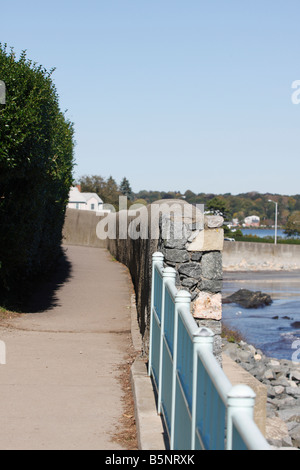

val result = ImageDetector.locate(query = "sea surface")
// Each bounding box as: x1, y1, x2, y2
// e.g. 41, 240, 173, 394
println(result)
222, 271, 300, 361
241, 228, 300, 239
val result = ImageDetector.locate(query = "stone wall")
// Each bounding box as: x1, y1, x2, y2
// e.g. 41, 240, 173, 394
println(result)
156, 202, 224, 361
102, 200, 224, 360
62, 201, 225, 359
105, 203, 158, 346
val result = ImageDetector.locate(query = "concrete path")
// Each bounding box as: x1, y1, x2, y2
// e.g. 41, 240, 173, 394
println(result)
0, 245, 135, 450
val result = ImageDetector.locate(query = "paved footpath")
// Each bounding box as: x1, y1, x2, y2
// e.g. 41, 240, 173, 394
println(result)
0, 245, 134, 450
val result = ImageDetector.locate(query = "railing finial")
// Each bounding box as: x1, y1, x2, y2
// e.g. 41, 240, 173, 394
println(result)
175, 289, 191, 304
195, 327, 214, 338
152, 251, 164, 263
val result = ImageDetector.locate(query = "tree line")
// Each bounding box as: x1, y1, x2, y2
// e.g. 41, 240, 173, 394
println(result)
78, 175, 300, 236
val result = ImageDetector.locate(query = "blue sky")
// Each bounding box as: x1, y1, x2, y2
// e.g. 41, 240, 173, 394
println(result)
1, 0, 300, 195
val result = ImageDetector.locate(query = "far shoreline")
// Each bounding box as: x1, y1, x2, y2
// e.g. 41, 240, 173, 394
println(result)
223, 269, 300, 280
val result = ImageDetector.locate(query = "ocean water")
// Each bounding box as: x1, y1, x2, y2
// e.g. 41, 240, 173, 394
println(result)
222, 272, 300, 361
241, 228, 300, 239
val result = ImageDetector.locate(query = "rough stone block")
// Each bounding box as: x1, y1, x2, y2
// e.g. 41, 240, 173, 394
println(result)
205, 215, 224, 228
187, 228, 224, 252
181, 277, 198, 289
178, 262, 202, 279
201, 252, 223, 280
163, 248, 190, 263
198, 279, 223, 293
195, 319, 222, 335
192, 291, 222, 321
190, 252, 203, 262
161, 218, 189, 249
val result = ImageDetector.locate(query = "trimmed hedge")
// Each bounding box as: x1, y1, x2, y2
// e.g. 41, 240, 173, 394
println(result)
0, 45, 74, 300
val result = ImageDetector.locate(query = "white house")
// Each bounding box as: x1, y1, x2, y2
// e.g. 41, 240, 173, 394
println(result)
80, 192, 104, 211
68, 186, 104, 212
244, 215, 260, 227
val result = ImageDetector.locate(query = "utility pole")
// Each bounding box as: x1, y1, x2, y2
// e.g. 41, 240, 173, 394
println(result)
268, 199, 278, 245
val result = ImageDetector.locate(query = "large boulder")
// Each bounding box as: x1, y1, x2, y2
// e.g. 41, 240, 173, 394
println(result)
223, 289, 272, 309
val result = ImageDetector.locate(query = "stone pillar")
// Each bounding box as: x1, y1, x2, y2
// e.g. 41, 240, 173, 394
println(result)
158, 206, 224, 363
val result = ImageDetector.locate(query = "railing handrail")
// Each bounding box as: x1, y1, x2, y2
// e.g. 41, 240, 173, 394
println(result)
232, 412, 271, 451
149, 252, 271, 451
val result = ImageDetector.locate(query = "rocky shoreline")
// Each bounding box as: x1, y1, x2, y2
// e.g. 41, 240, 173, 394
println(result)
222, 338, 300, 450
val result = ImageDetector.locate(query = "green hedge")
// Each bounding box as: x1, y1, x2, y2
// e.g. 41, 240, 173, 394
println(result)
0, 45, 74, 300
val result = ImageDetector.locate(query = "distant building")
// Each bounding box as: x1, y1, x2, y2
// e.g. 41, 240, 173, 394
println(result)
68, 186, 105, 212
244, 215, 260, 227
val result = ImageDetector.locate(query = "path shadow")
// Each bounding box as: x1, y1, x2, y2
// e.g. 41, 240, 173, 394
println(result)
16, 247, 73, 314
21, 247, 73, 313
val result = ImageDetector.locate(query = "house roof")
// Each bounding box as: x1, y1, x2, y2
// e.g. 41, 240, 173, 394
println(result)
80, 192, 103, 204
69, 187, 87, 204
68, 187, 104, 205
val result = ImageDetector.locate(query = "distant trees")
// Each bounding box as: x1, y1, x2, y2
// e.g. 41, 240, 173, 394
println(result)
103, 176, 121, 208
284, 211, 300, 236
206, 197, 230, 220
76, 173, 300, 228
119, 177, 133, 200
79, 174, 121, 208
79, 175, 106, 196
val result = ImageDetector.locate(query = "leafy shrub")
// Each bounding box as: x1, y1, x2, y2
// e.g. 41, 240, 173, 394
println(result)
0, 45, 74, 300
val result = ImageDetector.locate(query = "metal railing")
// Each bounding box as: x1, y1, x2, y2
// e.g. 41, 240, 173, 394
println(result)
148, 252, 270, 451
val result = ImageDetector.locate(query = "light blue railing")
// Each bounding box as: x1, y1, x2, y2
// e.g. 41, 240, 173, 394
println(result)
148, 252, 270, 451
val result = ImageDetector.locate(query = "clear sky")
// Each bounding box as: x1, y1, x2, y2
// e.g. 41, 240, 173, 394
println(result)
1, 0, 300, 195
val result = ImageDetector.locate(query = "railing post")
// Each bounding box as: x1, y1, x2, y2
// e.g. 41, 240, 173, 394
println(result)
148, 252, 164, 377
226, 384, 256, 450
191, 327, 215, 449
157, 266, 176, 414
170, 290, 191, 450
